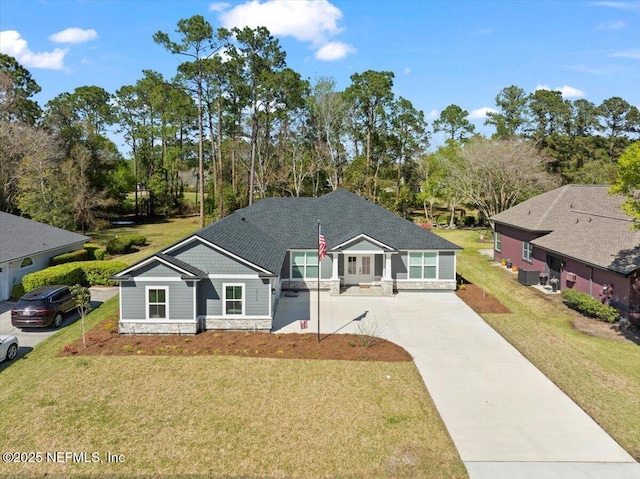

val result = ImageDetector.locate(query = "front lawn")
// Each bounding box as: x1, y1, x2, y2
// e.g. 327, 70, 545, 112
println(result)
0, 297, 467, 479
437, 228, 640, 460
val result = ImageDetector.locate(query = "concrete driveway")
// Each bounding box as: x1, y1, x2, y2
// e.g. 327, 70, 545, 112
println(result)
273, 290, 640, 479
0, 286, 119, 364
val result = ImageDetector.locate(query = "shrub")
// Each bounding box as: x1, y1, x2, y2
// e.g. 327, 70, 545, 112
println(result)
106, 236, 134, 255
126, 234, 147, 247
561, 289, 620, 323
79, 260, 127, 286
84, 244, 107, 261
49, 249, 90, 266
15, 260, 127, 294
22, 264, 87, 292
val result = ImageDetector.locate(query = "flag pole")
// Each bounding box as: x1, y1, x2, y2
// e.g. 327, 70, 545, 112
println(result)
317, 219, 321, 343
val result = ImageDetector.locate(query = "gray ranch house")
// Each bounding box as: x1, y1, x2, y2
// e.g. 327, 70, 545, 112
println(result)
112, 189, 461, 334
0, 212, 90, 301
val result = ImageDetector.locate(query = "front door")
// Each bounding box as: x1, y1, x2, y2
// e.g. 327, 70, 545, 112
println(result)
345, 255, 374, 285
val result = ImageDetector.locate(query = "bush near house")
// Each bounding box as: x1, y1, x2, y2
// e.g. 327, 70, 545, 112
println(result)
106, 234, 147, 255
49, 249, 91, 266
84, 244, 107, 260
561, 289, 620, 323
12, 260, 127, 297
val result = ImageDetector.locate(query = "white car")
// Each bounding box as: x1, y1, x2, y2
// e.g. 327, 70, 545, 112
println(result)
0, 335, 18, 362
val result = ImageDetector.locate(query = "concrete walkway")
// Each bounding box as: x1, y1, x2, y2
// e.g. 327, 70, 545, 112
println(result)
273, 290, 640, 479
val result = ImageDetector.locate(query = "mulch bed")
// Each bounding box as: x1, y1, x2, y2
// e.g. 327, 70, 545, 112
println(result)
455, 283, 511, 314
59, 285, 509, 361
59, 314, 412, 362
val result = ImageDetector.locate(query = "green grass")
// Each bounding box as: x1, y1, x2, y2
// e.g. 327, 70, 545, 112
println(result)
88, 216, 201, 265
437, 228, 640, 460
0, 297, 467, 479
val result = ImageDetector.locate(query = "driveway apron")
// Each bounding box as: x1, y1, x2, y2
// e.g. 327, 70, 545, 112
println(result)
273, 291, 640, 479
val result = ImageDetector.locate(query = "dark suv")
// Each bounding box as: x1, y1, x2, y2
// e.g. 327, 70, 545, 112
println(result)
11, 285, 80, 329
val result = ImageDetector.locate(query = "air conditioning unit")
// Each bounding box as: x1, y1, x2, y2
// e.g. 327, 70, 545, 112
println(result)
566, 272, 577, 282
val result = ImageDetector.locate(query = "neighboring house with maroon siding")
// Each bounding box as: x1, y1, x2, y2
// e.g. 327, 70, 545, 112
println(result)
490, 185, 640, 324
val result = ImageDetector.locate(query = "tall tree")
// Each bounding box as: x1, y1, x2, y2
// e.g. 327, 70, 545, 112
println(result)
452, 137, 557, 221
433, 104, 475, 142
526, 89, 571, 140
0, 54, 42, 125
343, 70, 395, 200
598, 97, 640, 162
154, 15, 223, 227
610, 142, 640, 225
485, 85, 528, 138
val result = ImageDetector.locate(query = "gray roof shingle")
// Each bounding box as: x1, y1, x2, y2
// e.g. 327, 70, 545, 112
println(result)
0, 212, 90, 263
176, 189, 461, 274
490, 185, 640, 275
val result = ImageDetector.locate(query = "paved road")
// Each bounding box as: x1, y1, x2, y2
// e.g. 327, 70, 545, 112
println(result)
0, 287, 119, 361
273, 290, 640, 479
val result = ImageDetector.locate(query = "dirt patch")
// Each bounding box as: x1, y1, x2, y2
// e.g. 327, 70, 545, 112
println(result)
59, 314, 412, 362
571, 316, 640, 345
455, 283, 511, 314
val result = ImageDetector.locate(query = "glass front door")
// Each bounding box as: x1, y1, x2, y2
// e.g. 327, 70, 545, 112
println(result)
344, 255, 374, 285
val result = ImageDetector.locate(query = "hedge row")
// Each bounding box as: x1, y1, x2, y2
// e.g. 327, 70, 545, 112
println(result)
106, 234, 147, 255
49, 245, 107, 266
11, 260, 127, 299
561, 289, 620, 323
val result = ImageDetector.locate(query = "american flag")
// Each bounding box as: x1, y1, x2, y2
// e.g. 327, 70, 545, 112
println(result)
318, 225, 327, 260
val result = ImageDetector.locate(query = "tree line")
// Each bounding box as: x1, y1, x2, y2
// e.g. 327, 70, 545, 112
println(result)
1, 15, 638, 232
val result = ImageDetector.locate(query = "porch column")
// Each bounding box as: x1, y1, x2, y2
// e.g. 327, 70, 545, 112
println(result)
382, 252, 394, 296
330, 252, 340, 296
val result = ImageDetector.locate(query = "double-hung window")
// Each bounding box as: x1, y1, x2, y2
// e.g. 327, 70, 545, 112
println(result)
147, 287, 168, 319
291, 251, 319, 279
224, 284, 244, 315
523, 241, 533, 262
409, 252, 437, 279
494, 232, 502, 252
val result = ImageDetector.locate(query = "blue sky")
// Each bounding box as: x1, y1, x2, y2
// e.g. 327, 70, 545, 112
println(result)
1, 0, 638, 149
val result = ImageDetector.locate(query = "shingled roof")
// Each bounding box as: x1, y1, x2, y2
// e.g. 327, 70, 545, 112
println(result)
0, 212, 90, 263
172, 189, 461, 274
490, 185, 640, 275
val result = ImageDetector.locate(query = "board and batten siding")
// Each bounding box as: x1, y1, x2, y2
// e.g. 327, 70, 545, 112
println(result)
340, 237, 385, 252
120, 280, 195, 320
170, 241, 259, 275
198, 278, 270, 317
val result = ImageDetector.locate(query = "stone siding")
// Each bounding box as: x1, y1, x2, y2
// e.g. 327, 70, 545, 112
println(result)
119, 320, 199, 335
204, 318, 272, 331
395, 280, 456, 291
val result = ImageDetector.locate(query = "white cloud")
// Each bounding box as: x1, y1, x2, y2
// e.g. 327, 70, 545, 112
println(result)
49, 28, 98, 44
468, 107, 497, 120
315, 41, 355, 61
596, 20, 625, 30
535, 84, 585, 98
425, 109, 439, 120
612, 49, 640, 59
209, 2, 231, 12
591, 1, 640, 11
0, 30, 67, 69
219, 0, 355, 60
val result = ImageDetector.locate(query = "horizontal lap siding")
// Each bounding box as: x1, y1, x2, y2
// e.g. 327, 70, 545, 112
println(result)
321, 256, 332, 279
438, 251, 455, 280
392, 253, 408, 280
494, 224, 544, 271
199, 278, 270, 317
133, 262, 179, 277
120, 280, 194, 320
171, 241, 258, 275
341, 237, 384, 252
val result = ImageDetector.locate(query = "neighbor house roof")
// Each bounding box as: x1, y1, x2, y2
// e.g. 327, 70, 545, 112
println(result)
0, 212, 90, 263
490, 185, 640, 275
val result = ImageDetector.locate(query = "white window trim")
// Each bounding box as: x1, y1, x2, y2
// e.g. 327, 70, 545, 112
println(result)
290, 250, 320, 280
495, 232, 502, 253
145, 285, 169, 320
523, 241, 533, 263
223, 283, 245, 317
408, 251, 439, 280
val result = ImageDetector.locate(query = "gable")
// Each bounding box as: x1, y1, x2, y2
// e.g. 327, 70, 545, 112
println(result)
333, 234, 393, 253
130, 261, 183, 278
168, 239, 262, 275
